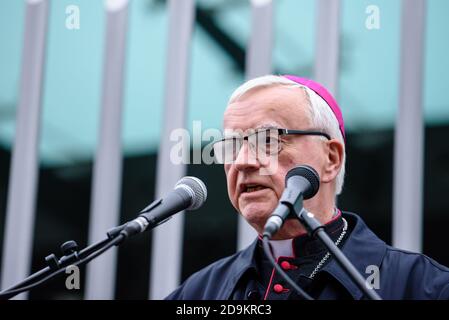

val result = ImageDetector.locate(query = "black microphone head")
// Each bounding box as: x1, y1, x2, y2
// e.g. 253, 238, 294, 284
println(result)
285, 165, 320, 200
175, 176, 207, 210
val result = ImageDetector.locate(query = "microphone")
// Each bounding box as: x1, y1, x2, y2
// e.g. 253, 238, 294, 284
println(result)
119, 176, 207, 238
263, 165, 320, 238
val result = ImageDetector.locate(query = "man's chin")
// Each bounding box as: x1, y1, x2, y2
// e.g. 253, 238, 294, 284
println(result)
239, 205, 307, 238
240, 207, 272, 231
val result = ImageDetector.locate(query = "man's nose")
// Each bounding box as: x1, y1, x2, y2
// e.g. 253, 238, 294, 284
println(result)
234, 141, 260, 171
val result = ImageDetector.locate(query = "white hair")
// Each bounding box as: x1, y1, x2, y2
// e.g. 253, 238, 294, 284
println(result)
228, 75, 346, 195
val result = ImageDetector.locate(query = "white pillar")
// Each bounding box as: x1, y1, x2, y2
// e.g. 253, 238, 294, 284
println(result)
237, 0, 274, 252
85, 0, 129, 300
149, 0, 195, 299
0, 0, 49, 300
393, 0, 426, 253
314, 0, 340, 96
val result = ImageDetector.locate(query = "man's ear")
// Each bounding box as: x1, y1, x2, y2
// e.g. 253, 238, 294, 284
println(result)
321, 139, 344, 183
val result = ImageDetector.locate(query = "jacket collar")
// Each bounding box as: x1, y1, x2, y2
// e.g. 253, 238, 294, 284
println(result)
220, 211, 387, 300
321, 212, 387, 299
219, 239, 259, 299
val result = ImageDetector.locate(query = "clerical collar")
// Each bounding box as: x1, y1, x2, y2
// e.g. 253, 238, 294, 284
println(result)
265, 209, 343, 260
267, 239, 294, 260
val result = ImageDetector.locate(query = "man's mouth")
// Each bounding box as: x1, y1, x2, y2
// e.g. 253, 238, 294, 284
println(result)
242, 184, 268, 194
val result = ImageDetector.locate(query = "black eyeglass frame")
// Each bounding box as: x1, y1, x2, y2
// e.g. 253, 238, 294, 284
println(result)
214, 128, 331, 145
273, 128, 331, 141
212, 128, 332, 163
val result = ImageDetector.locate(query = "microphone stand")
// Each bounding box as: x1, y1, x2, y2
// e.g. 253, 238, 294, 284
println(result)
0, 199, 164, 300
0, 228, 126, 300
292, 198, 382, 300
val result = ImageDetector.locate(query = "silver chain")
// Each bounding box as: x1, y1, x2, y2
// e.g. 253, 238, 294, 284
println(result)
308, 217, 348, 279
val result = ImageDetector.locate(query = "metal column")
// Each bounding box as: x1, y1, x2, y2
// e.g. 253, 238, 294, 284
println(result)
85, 0, 129, 299
314, 0, 341, 96
237, 0, 274, 251
149, 0, 195, 299
0, 0, 49, 299
393, 0, 426, 252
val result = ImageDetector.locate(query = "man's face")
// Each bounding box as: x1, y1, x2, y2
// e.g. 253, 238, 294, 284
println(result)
223, 85, 328, 236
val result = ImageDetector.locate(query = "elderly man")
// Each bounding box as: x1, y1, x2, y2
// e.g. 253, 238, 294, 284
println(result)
166, 75, 449, 300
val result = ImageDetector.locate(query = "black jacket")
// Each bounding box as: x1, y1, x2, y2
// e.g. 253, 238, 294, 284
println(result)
166, 212, 449, 300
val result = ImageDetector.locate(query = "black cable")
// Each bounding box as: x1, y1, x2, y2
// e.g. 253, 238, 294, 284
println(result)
0, 234, 125, 300
78, 236, 115, 258
262, 236, 313, 300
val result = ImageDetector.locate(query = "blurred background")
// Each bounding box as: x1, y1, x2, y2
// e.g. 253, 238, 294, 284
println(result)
0, 0, 448, 299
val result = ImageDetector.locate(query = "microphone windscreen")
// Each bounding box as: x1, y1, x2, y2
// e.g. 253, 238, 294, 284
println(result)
176, 176, 208, 210
286, 165, 320, 199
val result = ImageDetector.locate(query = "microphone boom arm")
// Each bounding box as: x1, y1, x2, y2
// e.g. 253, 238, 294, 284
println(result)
296, 207, 382, 300
0, 176, 207, 300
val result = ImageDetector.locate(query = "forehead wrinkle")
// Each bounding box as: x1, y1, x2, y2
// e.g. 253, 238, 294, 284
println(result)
222, 122, 281, 138
258, 90, 311, 127
224, 86, 311, 130
254, 122, 281, 130
224, 101, 288, 128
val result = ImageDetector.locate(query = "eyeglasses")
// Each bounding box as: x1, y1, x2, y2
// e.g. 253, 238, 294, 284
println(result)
212, 128, 331, 164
